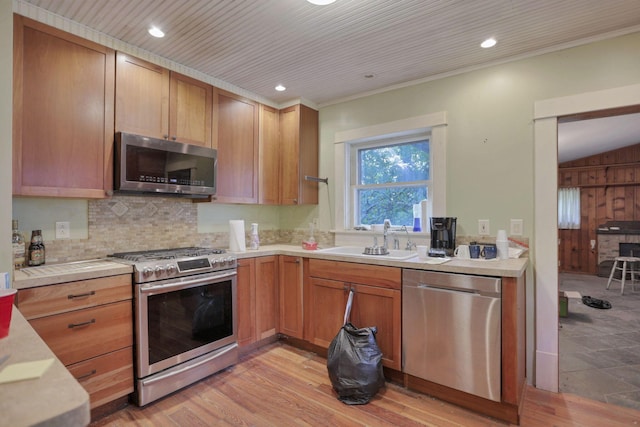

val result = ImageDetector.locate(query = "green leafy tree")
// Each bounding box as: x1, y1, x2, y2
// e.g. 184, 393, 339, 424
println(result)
358, 141, 429, 226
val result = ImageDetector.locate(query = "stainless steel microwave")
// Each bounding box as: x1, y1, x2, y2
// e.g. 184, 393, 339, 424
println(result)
114, 132, 217, 197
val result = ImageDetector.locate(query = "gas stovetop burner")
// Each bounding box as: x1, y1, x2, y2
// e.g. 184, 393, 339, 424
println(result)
109, 247, 234, 283
111, 247, 226, 262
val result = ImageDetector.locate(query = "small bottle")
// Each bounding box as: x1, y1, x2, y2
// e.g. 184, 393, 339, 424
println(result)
12, 220, 26, 270
250, 223, 260, 250
28, 229, 45, 267
412, 204, 422, 232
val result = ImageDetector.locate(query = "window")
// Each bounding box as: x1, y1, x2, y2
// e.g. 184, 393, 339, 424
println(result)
558, 187, 580, 229
333, 112, 447, 232
351, 137, 430, 227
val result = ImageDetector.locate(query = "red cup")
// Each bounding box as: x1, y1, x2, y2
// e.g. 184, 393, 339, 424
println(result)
0, 289, 17, 339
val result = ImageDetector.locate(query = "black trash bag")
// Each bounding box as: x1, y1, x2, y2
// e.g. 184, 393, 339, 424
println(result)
326, 322, 385, 405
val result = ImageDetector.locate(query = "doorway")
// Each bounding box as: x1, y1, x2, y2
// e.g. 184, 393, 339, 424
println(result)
533, 83, 640, 393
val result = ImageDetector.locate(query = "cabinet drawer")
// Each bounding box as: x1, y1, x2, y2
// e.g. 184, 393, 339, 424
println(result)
308, 259, 401, 289
17, 274, 132, 319
68, 346, 133, 409
29, 300, 133, 365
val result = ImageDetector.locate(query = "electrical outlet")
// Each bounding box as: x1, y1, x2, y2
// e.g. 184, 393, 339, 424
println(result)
510, 219, 524, 236
55, 221, 70, 239
478, 220, 490, 236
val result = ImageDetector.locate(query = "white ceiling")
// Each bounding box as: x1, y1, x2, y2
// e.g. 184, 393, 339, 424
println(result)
17, 0, 640, 161
558, 113, 640, 163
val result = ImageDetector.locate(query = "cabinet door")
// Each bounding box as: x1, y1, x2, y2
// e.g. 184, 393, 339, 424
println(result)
351, 284, 401, 370
13, 16, 115, 198
259, 104, 280, 204
236, 258, 256, 347
255, 256, 279, 340
213, 89, 259, 203
279, 104, 319, 205
115, 52, 170, 139
169, 72, 213, 147
279, 255, 303, 338
308, 277, 347, 348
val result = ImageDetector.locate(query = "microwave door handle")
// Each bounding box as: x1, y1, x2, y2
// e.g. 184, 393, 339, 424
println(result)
138, 270, 236, 295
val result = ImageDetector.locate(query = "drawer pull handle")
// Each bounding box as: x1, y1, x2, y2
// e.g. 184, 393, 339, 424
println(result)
68, 291, 96, 300
76, 369, 97, 380
68, 318, 96, 329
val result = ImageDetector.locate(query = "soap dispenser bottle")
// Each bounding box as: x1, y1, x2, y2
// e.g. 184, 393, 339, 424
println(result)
250, 223, 260, 250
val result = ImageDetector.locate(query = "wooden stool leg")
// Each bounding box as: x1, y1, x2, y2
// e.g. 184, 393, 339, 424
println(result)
607, 260, 617, 290
621, 261, 627, 295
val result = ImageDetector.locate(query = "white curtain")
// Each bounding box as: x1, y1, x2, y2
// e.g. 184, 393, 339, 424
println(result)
558, 187, 581, 229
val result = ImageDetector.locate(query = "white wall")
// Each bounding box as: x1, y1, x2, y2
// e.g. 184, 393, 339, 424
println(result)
1, 0, 12, 278
317, 31, 640, 385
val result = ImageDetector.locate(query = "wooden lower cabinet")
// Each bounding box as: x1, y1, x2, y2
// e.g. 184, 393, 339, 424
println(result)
306, 259, 402, 370
16, 274, 133, 411
237, 256, 278, 349
278, 255, 304, 339
67, 347, 133, 409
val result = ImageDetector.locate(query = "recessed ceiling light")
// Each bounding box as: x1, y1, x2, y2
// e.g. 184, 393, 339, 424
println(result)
307, 0, 336, 5
275, 84, 286, 92
148, 26, 165, 38
481, 38, 497, 48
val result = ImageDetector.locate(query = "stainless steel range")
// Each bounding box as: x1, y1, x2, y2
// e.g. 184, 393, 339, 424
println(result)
110, 247, 238, 406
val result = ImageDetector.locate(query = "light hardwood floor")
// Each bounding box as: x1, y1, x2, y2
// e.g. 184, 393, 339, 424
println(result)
92, 342, 640, 426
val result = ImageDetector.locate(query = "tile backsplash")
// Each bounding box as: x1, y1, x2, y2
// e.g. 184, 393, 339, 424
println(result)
42, 195, 333, 263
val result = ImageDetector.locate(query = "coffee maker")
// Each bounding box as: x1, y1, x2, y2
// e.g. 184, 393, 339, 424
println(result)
428, 217, 457, 257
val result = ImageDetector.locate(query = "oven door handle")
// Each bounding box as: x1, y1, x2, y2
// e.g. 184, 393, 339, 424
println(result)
138, 270, 236, 295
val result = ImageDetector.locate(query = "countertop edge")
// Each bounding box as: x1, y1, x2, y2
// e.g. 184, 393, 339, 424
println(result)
0, 307, 90, 427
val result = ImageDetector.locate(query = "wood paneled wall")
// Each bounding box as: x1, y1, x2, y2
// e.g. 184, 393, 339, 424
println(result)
558, 143, 640, 274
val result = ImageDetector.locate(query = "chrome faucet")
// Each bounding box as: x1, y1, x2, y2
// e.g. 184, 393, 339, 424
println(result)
401, 225, 416, 251
393, 233, 400, 250
383, 219, 392, 249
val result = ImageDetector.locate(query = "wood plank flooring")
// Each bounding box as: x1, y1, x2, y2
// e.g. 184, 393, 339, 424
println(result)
91, 342, 640, 426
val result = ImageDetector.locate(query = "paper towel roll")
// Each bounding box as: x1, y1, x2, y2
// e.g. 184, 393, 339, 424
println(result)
229, 220, 246, 252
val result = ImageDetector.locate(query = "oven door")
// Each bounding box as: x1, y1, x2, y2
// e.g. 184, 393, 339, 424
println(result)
135, 270, 237, 378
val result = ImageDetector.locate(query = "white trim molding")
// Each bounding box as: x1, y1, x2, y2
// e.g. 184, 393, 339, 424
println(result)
333, 113, 448, 231
533, 83, 640, 392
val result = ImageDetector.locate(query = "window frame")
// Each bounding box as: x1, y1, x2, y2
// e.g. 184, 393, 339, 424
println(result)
333, 112, 448, 232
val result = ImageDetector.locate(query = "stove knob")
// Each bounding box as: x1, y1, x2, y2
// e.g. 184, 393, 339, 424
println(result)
155, 265, 166, 277
226, 256, 235, 266
211, 258, 219, 268
142, 267, 154, 279
166, 264, 177, 276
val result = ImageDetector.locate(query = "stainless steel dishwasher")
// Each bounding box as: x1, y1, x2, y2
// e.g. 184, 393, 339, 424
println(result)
402, 269, 501, 402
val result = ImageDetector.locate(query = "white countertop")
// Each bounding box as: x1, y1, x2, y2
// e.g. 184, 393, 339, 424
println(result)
11, 245, 526, 292
233, 244, 528, 278
13, 259, 133, 289
0, 307, 90, 427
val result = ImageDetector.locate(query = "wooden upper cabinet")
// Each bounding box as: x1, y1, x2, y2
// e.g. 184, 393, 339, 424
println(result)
115, 53, 212, 147
115, 52, 169, 140
169, 72, 213, 147
13, 15, 115, 198
279, 104, 319, 205
259, 104, 280, 204
212, 89, 259, 203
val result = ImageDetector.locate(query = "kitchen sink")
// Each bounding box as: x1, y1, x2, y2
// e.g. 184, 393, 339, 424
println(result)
317, 246, 418, 260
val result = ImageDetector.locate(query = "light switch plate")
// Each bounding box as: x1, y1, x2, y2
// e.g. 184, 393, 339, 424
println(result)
510, 219, 523, 236
55, 221, 70, 239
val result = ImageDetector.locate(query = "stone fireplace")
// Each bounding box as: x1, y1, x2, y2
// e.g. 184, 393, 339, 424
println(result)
597, 221, 640, 276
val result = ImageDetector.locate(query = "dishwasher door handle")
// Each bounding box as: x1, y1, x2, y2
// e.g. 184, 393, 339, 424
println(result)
417, 283, 477, 294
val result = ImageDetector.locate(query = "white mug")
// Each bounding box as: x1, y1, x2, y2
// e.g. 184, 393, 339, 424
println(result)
454, 244, 470, 259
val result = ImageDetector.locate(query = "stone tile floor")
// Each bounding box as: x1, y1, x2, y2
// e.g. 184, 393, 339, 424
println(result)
560, 272, 640, 410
